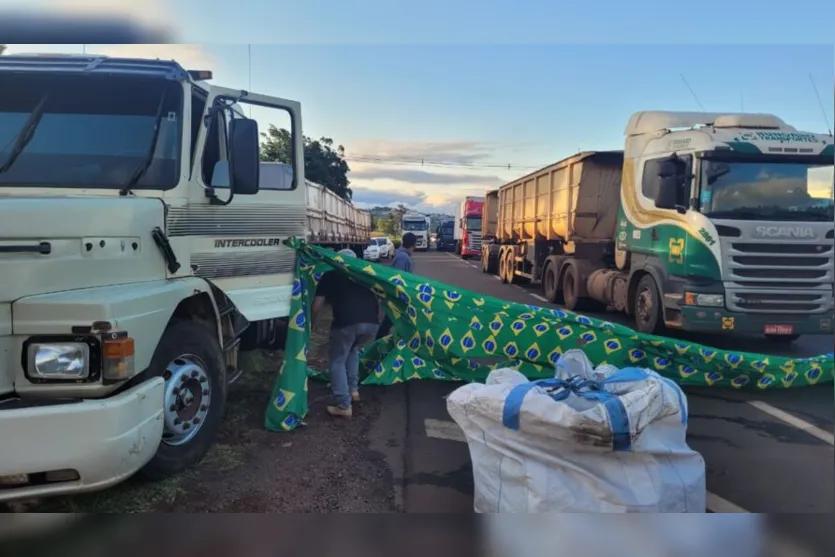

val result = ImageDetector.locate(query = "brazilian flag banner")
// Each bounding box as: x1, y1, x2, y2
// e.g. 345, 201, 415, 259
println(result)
265, 241, 834, 432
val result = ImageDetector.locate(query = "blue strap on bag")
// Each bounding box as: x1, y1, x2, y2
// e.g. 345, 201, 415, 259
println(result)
501, 367, 685, 451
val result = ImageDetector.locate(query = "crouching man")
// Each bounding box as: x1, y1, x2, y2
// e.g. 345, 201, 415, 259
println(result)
311, 249, 382, 418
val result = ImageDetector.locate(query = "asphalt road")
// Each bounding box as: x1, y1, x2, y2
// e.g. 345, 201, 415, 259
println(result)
375, 250, 834, 514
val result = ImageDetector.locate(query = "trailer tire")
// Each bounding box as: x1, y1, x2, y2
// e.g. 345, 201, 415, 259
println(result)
543, 261, 562, 303
139, 319, 227, 481
499, 249, 510, 284
633, 274, 664, 335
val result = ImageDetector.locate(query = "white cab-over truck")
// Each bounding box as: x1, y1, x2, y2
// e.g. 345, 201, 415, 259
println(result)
401, 211, 431, 251
0, 54, 368, 502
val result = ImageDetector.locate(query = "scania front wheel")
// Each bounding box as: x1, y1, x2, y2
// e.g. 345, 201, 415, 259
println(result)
633, 275, 664, 335
140, 319, 227, 481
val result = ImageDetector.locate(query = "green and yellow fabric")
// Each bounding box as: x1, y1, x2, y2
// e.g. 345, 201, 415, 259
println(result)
265, 241, 834, 432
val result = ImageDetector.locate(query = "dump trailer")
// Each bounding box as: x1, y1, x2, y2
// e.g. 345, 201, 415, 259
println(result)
482, 110, 834, 339
261, 162, 371, 253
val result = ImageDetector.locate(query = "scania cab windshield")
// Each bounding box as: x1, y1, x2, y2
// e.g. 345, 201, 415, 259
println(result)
699, 157, 834, 222
0, 73, 183, 189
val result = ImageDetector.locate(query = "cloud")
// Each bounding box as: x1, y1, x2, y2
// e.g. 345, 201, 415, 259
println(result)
350, 167, 503, 185
351, 187, 427, 208
348, 140, 500, 166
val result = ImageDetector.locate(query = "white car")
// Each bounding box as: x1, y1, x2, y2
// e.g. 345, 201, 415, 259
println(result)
363, 243, 381, 261
371, 237, 394, 258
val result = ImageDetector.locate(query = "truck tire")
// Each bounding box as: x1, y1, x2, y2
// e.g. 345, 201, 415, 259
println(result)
561, 264, 583, 311
633, 274, 664, 335
543, 262, 562, 303
140, 319, 228, 481
499, 249, 510, 284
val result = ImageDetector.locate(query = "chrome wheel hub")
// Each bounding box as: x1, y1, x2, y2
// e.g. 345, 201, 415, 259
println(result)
161, 354, 211, 446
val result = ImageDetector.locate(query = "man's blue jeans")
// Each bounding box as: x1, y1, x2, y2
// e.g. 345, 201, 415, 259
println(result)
328, 322, 380, 408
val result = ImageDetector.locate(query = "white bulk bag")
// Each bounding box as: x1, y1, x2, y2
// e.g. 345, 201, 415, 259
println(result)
446, 349, 706, 513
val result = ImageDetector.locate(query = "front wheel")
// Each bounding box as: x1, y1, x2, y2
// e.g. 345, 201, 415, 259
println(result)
633, 275, 664, 335
140, 319, 227, 481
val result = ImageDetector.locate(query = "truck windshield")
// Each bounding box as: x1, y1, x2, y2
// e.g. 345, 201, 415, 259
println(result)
466, 216, 482, 231
403, 220, 428, 231
0, 73, 182, 189
700, 159, 834, 222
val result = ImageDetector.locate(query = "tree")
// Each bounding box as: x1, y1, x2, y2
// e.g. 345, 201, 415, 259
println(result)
375, 212, 400, 237
260, 125, 352, 200
0, 45, 6, 55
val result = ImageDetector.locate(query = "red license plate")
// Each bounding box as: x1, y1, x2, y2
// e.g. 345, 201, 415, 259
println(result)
764, 324, 794, 335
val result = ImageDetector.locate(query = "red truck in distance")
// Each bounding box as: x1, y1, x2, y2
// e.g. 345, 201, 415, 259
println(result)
455, 196, 484, 259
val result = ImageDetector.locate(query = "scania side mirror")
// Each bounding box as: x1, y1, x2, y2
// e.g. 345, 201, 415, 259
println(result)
228, 118, 260, 195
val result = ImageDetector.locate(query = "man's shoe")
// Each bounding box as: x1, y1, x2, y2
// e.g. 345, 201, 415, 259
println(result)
351, 390, 360, 403
327, 405, 352, 418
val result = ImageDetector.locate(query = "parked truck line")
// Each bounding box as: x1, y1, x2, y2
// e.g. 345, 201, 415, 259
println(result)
482, 111, 834, 339
0, 54, 369, 502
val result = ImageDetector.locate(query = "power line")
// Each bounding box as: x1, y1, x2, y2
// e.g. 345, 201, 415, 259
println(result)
344, 155, 544, 170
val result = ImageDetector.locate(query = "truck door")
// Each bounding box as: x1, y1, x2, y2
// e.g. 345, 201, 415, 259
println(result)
170, 84, 307, 321
631, 154, 694, 278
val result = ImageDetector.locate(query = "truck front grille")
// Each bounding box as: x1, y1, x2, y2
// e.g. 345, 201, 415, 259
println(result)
722, 239, 834, 314
468, 232, 482, 251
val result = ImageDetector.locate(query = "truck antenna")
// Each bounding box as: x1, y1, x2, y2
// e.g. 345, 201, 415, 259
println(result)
808, 74, 833, 136
679, 74, 706, 112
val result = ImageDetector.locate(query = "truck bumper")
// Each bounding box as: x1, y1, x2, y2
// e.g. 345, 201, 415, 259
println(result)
678, 306, 835, 336
0, 377, 164, 502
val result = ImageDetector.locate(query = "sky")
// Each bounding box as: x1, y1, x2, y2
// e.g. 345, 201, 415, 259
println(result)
5, 1, 835, 215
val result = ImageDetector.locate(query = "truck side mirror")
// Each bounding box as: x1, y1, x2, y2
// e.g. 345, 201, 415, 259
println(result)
228, 118, 260, 195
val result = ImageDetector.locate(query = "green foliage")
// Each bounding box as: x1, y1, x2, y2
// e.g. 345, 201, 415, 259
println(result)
373, 212, 400, 237
260, 125, 352, 200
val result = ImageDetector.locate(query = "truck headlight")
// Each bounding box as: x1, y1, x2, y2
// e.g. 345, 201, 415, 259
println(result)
27, 343, 90, 379
684, 292, 724, 307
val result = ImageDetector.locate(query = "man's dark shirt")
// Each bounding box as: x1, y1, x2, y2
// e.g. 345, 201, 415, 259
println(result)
315, 271, 379, 329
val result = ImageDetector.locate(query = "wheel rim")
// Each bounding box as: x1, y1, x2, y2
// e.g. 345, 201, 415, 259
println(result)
161, 354, 212, 447
636, 287, 653, 326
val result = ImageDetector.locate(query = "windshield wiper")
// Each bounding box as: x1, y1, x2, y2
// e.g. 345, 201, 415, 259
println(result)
120, 89, 168, 195
0, 93, 50, 175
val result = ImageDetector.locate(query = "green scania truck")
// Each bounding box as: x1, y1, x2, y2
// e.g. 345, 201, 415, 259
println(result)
481, 110, 834, 340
